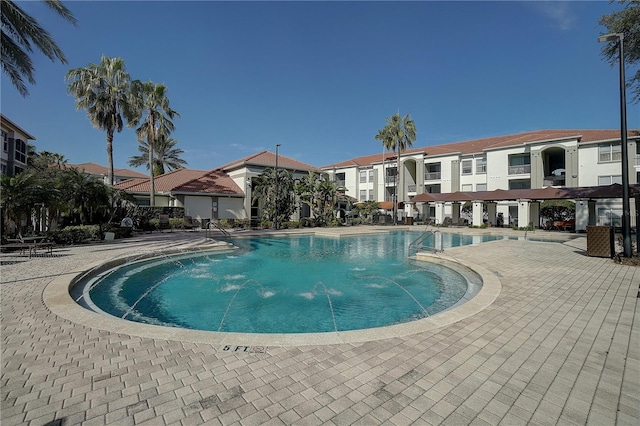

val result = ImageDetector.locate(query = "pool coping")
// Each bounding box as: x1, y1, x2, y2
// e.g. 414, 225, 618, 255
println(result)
43, 233, 502, 347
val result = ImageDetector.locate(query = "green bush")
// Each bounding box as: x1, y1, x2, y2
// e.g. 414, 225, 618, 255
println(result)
47, 225, 101, 245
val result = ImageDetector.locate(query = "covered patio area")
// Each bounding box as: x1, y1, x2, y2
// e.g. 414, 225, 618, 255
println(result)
410, 184, 640, 231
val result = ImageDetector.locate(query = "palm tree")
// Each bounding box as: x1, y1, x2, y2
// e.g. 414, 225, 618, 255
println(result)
66, 55, 135, 186
127, 134, 187, 176
252, 168, 295, 228
58, 167, 109, 225
1, 172, 39, 236
130, 80, 179, 206
375, 112, 417, 223
2, 0, 77, 97
294, 171, 339, 226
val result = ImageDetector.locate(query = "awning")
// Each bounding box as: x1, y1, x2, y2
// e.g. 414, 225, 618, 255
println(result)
378, 201, 404, 210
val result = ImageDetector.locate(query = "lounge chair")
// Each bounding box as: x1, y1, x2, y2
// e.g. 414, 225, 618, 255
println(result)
158, 214, 171, 232
183, 216, 194, 231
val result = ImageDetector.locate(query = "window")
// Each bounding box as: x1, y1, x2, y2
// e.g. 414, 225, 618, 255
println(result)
359, 190, 366, 201
598, 207, 621, 227
598, 143, 621, 162
598, 175, 622, 185
425, 184, 441, 194
425, 163, 441, 180
369, 170, 374, 182
476, 157, 487, 174
461, 184, 472, 192
335, 172, 346, 187
1, 130, 7, 152
508, 154, 531, 174
476, 183, 487, 191
509, 179, 531, 190
461, 160, 473, 175
1, 164, 7, 175
368, 189, 373, 200
14, 139, 26, 164
14, 166, 24, 175
359, 171, 367, 183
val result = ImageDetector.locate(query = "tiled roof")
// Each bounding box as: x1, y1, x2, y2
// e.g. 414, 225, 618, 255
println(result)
114, 169, 209, 193
174, 170, 243, 195
322, 129, 639, 169
217, 151, 319, 172
65, 162, 147, 179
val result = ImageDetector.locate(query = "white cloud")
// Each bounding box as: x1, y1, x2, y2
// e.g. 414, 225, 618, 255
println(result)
531, 1, 577, 31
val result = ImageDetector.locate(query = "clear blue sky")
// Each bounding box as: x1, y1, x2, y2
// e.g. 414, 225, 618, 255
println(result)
2, 0, 638, 172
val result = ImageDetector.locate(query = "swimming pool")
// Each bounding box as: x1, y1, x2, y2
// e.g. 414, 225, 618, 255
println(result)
76, 231, 491, 334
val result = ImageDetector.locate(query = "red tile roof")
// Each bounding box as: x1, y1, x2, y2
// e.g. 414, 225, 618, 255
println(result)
174, 170, 243, 195
322, 129, 639, 169
114, 168, 244, 196
65, 162, 148, 179
217, 151, 319, 172
115, 169, 209, 193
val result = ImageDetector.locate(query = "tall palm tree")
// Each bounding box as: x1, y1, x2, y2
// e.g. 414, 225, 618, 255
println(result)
66, 55, 135, 187
130, 80, 179, 206
127, 134, 187, 176
1, 0, 77, 97
375, 112, 417, 223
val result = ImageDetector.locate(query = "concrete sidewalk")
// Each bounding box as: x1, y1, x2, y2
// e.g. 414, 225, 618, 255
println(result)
1, 228, 638, 425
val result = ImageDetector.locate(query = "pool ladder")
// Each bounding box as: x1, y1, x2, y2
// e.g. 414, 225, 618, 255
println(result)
408, 227, 443, 257
206, 220, 230, 238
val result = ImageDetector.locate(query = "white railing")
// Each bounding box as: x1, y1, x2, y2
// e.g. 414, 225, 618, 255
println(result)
424, 172, 441, 181
509, 164, 531, 175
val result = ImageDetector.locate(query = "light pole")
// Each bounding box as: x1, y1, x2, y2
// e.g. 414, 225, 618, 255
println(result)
275, 144, 281, 230
598, 32, 631, 257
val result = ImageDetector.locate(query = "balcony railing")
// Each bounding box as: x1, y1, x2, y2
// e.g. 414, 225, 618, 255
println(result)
407, 185, 416, 193
424, 172, 441, 181
385, 176, 397, 184
635, 154, 640, 166
335, 179, 346, 187
508, 164, 531, 175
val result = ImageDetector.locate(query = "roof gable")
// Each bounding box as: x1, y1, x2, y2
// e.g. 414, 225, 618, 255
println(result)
218, 151, 319, 172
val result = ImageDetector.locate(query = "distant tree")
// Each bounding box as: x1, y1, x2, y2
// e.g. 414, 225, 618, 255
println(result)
1, 0, 77, 97
28, 150, 67, 171
353, 200, 380, 224
599, 0, 640, 103
128, 134, 186, 176
57, 167, 109, 225
130, 80, 179, 206
252, 168, 295, 228
295, 171, 339, 226
375, 112, 417, 222
66, 55, 135, 186
0, 172, 40, 235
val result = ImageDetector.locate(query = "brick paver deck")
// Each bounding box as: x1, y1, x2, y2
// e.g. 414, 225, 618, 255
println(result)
1, 228, 638, 425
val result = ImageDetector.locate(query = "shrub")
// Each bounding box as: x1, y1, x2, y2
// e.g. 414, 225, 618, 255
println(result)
47, 225, 101, 245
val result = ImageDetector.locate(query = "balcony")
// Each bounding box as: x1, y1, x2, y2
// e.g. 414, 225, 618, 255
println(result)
407, 185, 416, 193
635, 154, 640, 167
508, 164, 531, 175
335, 179, 346, 188
424, 172, 441, 181
385, 176, 397, 184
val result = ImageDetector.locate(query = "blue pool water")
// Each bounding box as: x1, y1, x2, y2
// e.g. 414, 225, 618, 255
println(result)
83, 231, 493, 334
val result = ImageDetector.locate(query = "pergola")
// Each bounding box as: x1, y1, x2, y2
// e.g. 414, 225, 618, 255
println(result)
409, 184, 640, 230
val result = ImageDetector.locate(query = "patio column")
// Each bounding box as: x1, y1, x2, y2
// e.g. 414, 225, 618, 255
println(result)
451, 202, 461, 224
575, 199, 589, 231
518, 199, 531, 229
487, 202, 497, 226
472, 201, 483, 227
530, 201, 540, 228
588, 199, 597, 226
435, 201, 445, 225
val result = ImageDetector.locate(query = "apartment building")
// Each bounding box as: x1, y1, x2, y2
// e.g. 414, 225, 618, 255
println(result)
322, 130, 639, 229
1, 114, 34, 177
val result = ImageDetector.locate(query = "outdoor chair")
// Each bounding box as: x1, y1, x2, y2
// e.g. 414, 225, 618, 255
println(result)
158, 214, 171, 232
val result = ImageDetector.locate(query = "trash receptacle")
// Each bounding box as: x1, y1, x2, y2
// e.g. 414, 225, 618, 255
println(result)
586, 226, 614, 258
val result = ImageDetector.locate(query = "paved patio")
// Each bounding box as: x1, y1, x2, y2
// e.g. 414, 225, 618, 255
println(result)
1, 227, 638, 425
